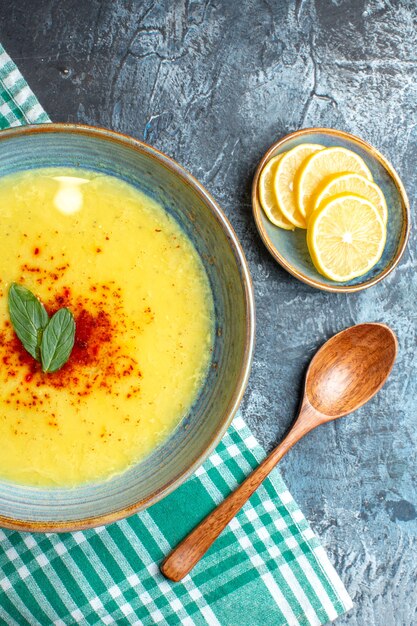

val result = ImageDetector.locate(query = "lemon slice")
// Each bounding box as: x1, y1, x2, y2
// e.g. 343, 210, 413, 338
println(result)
307, 193, 386, 282
258, 154, 294, 230
274, 143, 324, 228
297, 146, 373, 218
314, 173, 387, 224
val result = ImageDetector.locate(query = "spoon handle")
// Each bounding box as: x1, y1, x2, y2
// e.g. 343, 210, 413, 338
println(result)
160, 416, 314, 582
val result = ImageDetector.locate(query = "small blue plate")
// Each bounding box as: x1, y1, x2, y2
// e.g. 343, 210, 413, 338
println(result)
252, 128, 410, 292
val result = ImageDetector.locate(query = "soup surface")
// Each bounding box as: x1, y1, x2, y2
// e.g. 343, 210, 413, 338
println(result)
0, 168, 214, 486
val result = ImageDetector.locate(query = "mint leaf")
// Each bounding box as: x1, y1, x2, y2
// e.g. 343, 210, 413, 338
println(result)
8, 283, 49, 361
9, 284, 76, 373
41, 308, 76, 373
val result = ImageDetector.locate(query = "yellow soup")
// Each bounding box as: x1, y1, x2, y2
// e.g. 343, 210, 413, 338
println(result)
0, 169, 214, 486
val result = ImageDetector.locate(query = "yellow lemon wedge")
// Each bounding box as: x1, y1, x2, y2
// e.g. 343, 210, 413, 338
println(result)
307, 193, 386, 282
258, 154, 295, 230
274, 143, 324, 228
314, 172, 387, 224
296, 146, 373, 218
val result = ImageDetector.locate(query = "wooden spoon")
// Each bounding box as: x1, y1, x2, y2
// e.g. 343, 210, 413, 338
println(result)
161, 323, 397, 582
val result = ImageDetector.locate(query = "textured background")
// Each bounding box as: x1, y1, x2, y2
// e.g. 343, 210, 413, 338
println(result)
2, 1, 416, 624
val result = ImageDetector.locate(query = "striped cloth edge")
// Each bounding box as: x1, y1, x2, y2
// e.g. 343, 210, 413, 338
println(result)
0, 42, 353, 626
0, 43, 50, 127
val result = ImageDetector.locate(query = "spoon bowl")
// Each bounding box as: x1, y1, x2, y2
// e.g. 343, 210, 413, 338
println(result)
305, 323, 398, 418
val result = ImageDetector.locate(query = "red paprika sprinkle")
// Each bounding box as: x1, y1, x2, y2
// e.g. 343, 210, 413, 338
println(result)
0, 282, 143, 409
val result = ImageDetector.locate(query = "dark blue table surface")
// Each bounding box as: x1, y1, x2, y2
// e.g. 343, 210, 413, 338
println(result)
2, 1, 416, 624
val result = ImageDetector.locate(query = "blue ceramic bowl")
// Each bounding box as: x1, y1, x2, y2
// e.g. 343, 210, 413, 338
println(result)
0, 124, 255, 532
252, 128, 410, 292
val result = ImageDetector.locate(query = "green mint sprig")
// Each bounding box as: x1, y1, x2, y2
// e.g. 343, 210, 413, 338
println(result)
8, 283, 76, 373
8, 283, 48, 361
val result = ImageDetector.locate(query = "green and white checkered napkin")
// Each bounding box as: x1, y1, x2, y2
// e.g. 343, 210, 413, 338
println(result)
0, 44, 352, 625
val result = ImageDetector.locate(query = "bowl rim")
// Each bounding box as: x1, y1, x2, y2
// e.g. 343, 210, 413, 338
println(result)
252, 127, 410, 293
0, 122, 256, 532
